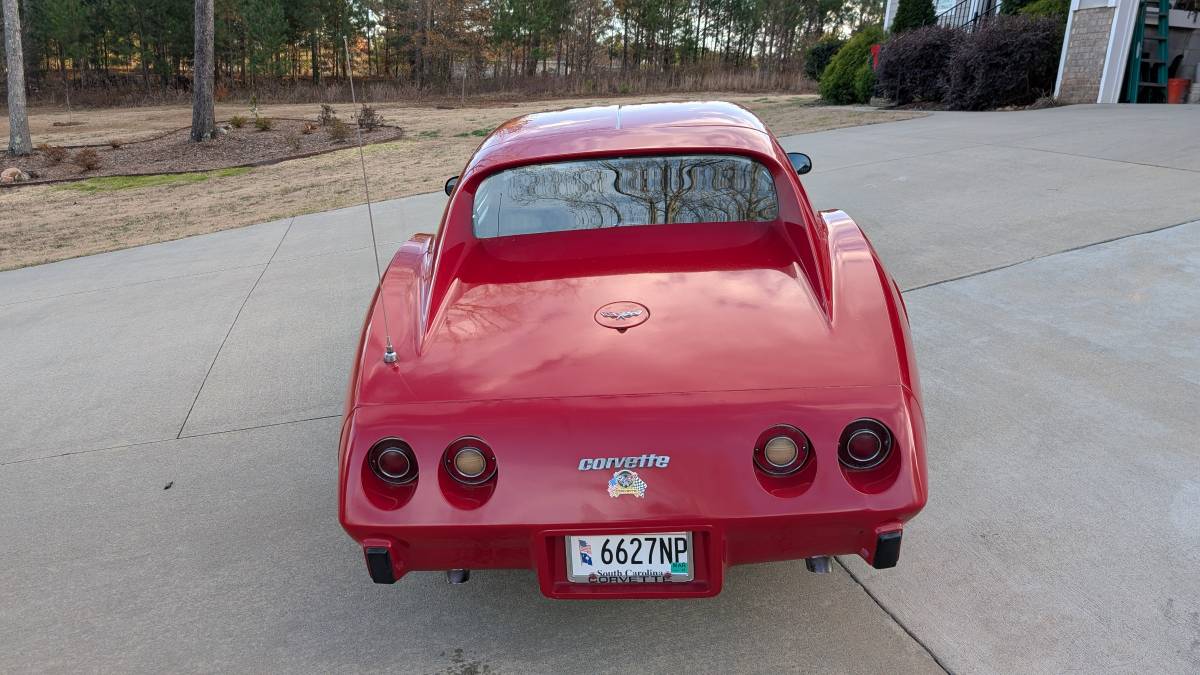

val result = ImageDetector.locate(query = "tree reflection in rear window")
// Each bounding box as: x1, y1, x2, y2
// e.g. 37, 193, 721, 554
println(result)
472, 154, 778, 238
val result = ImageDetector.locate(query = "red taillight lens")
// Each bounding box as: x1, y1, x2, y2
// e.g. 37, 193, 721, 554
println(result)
847, 431, 881, 463
369, 439, 418, 484
443, 437, 497, 485
838, 419, 893, 470
753, 425, 810, 476
377, 449, 410, 477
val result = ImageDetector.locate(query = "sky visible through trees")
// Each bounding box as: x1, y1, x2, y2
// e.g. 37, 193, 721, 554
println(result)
1, 0, 885, 99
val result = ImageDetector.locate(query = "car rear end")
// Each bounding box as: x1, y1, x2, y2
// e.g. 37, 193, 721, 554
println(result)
338, 385, 926, 599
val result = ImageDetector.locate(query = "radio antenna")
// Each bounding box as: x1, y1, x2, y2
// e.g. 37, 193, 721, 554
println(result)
343, 35, 396, 364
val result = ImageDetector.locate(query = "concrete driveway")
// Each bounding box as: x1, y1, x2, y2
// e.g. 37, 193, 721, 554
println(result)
2, 104, 1198, 674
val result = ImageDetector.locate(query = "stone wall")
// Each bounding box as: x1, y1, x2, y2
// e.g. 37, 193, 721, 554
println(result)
1058, 7, 1117, 104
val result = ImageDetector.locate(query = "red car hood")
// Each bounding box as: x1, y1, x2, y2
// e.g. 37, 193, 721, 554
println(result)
353, 224, 905, 406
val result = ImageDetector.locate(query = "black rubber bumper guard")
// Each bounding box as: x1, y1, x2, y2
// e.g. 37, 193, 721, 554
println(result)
873, 530, 903, 569
364, 546, 396, 584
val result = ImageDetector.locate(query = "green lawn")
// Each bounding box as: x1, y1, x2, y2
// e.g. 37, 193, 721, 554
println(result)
55, 167, 252, 194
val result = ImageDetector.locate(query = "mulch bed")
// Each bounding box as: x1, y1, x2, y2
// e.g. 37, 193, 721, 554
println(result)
1, 118, 404, 186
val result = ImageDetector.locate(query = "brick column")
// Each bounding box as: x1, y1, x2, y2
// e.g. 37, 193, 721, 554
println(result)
1058, 7, 1117, 104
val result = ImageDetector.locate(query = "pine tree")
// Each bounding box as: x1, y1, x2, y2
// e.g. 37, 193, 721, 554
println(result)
891, 0, 937, 34
191, 0, 215, 142
3, 0, 32, 155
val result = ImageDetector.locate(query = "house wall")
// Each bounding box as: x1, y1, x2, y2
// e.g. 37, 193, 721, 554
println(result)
1177, 27, 1200, 102
1058, 6, 1118, 103
1169, 11, 1200, 83
1170, 28, 1196, 77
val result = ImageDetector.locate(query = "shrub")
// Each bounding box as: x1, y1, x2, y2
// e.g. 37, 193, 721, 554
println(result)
254, 116, 274, 131
229, 115, 248, 128
39, 143, 68, 163
891, 0, 937, 33
944, 15, 1064, 110
804, 38, 845, 82
854, 67, 877, 103
1020, 0, 1069, 21
318, 103, 337, 126
357, 104, 383, 131
72, 148, 102, 171
819, 26, 886, 105
1000, 0, 1037, 14
876, 25, 960, 104
284, 131, 303, 151
327, 117, 351, 143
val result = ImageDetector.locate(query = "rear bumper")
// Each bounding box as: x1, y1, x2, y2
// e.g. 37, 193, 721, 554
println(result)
348, 514, 912, 599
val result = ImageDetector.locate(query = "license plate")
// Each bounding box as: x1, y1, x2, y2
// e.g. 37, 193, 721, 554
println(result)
566, 532, 692, 583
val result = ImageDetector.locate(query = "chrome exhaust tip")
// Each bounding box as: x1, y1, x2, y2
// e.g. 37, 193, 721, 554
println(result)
805, 556, 832, 574
446, 569, 470, 584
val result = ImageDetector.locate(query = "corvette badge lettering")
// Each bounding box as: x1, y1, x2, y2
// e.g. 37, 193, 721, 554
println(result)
578, 454, 669, 470
607, 470, 647, 498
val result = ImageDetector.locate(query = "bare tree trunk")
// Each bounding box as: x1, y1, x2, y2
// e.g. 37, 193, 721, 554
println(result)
422, 0, 434, 87
190, 0, 215, 142
3, 0, 32, 155
310, 35, 319, 84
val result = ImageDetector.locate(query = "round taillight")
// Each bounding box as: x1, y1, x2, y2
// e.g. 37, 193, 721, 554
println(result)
838, 419, 893, 470
369, 439, 418, 485
453, 447, 487, 478
847, 430, 882, 463
763, 436, 799, 467
378, 449, 411, 478
754, 425, 810, 476
444, 437, 497, 485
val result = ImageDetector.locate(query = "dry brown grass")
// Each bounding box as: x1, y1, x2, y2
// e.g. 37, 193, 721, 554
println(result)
0, 93, 924, 271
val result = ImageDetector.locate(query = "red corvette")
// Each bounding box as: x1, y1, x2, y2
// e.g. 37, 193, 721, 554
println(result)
338, 101, 927, 599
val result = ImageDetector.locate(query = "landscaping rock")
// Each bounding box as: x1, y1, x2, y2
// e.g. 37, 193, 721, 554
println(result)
1, 167, 31, 184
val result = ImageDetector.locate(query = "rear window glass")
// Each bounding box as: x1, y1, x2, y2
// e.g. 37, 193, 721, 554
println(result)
472, 154, 778, 238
